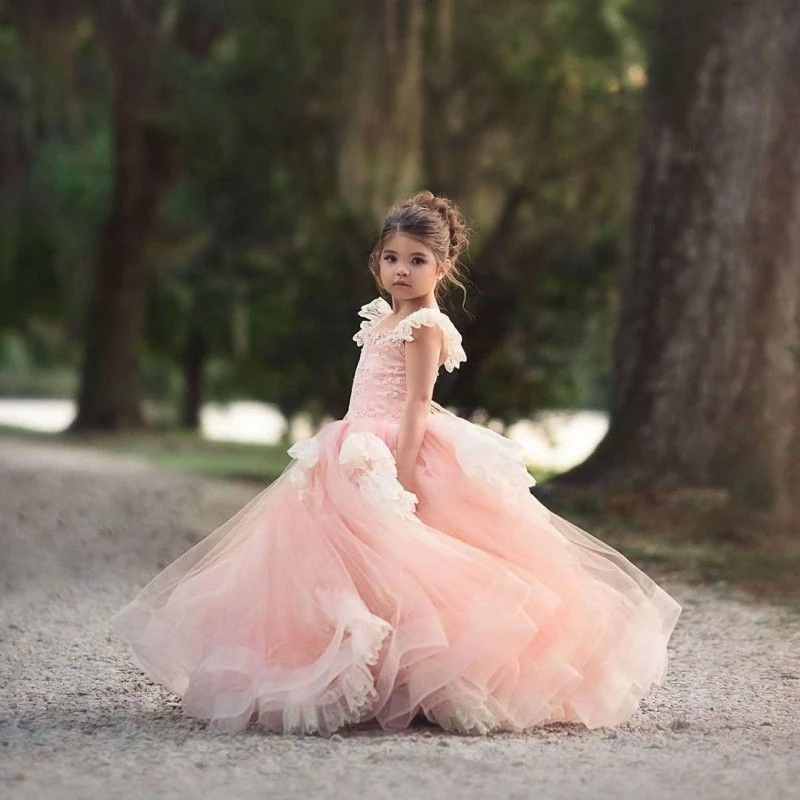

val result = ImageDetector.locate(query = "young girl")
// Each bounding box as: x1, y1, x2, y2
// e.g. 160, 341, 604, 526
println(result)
112, 190, 682, 736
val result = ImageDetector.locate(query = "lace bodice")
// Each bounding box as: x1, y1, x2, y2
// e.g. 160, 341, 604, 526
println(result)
345, 297, 467, 422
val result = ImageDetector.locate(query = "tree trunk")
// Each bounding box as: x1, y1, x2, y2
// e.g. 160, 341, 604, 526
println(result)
71, 69, 177, 430
560, 0, 800, 523
71, 4, 178, 431
181, 325, 207, 430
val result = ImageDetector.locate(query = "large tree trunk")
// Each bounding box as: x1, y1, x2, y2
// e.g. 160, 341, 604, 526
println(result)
70, 5, 177, 431
560, 0, 800, 523
71, 48, 177, 430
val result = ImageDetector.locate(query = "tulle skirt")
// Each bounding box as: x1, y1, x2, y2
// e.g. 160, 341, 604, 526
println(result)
111, 403, 682, 735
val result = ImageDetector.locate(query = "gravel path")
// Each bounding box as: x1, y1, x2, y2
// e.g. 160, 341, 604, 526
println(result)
1, 435, 798, 800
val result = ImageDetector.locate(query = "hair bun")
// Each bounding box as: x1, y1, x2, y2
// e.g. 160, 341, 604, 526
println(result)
403, 190, 470, 263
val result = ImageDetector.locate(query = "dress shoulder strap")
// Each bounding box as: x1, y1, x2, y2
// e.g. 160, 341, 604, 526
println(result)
390, 307, 467, 373
352, 296, 392, 347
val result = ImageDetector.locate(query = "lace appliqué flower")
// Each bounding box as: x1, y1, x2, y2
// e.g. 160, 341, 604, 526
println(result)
287, 435, 321, 501
338, 432, 418, 520
452, 423, 537, 494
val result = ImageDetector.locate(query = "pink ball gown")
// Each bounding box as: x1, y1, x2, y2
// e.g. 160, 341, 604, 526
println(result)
111, 296, 682, 736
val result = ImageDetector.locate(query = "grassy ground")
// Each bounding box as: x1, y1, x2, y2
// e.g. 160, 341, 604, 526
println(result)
3, 423, 798, 614
542, 486, 800, 615
0, 424, 292, 485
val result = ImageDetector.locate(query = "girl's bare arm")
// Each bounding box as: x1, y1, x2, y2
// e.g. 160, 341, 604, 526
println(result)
396, 324, 443, 493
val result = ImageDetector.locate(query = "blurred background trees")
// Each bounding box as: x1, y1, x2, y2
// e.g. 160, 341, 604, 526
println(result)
2, 0, 798, 523
1, 0, 647, 423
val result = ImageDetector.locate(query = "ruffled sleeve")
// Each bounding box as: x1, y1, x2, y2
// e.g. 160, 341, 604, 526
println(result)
390, 308, 467, 373
352, 296, 392, 347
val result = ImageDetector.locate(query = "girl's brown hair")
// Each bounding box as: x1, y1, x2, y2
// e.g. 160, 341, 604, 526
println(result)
368, 190, 471, 305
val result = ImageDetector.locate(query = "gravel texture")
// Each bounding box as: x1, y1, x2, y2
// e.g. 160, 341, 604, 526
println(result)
1, 435, 798, 800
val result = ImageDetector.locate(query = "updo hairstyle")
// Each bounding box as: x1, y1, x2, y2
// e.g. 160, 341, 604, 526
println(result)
367, 190, 470, 303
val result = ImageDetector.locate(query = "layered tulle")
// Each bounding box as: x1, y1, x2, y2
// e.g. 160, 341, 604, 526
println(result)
111, 403, 681, 736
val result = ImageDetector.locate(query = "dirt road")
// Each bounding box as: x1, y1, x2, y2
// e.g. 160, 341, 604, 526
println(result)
1, 436, 798, 799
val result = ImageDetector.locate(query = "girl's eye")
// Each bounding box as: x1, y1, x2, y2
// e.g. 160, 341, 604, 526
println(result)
382, 254, 426, 265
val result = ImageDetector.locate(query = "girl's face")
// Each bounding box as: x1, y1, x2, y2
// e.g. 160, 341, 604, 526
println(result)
378, 233, 446, 302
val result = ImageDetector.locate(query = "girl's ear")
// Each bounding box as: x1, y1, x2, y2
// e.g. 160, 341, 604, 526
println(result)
438, 258, 452, 278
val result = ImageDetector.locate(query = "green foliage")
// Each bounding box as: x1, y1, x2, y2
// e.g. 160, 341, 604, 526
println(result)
4, 0, 655, 420
0, 9, 111, 389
